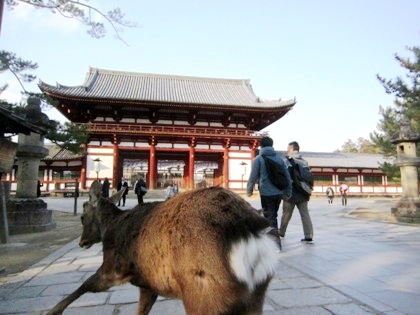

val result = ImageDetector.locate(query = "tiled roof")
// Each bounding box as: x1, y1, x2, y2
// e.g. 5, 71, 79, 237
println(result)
38, 68, 296, 109
0, 104, 46, 135
43, 144, 82, 160
280, 151, 394, 169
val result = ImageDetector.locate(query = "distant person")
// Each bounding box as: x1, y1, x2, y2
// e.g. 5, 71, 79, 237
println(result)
326, 184, 334, 205
246, 136, 292, 252
102, 177, 110, 198
134, 175, 147, 204
165, 182, 176, 200
37, 180, 43, 198
117, 177, 128, 206
280, 141, 314, 244
339, 182, 349, 205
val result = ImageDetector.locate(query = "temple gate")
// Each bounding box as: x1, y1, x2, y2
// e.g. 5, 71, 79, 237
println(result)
39, 68, 295, 190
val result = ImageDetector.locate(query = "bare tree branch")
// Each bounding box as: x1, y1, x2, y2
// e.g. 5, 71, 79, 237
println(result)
5, 0, 137, 45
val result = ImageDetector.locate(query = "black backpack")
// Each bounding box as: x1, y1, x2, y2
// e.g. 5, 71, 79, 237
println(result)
262, 156, 289, 190
289, 158, 314, 198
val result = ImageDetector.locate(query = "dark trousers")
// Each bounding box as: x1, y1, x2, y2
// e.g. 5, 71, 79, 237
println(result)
260, 194, 282, 232
341, 194, 347, 205
137, 194, 144, 204
118, 194, 127, 206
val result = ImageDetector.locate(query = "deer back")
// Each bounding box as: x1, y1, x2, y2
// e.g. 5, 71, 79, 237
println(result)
133, 187, 271, 297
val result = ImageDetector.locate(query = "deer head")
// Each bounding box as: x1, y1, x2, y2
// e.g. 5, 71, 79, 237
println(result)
79, 180, 126, 248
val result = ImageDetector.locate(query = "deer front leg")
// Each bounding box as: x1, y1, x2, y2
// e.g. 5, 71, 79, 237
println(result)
137, 287, 158, 315
47, 270, 114, 315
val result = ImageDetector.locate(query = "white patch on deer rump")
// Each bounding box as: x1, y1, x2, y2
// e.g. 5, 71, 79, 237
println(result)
229, 232, 278, 291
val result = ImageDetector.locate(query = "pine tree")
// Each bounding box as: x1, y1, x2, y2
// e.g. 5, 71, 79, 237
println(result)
371, 46, 420, 182
372, 46, 420, 155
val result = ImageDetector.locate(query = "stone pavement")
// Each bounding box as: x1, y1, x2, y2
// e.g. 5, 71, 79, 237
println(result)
0, 195, 419, 315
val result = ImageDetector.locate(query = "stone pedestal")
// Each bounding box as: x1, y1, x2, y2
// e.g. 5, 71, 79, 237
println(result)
7, 198, 56, 234
391, 198, 420, 224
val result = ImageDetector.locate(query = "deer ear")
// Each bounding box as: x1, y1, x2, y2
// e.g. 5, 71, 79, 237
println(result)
89, 180, 102, 205
109, 187, 126, 205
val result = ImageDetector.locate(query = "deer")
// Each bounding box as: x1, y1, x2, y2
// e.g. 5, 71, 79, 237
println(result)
48, 181, 278, 315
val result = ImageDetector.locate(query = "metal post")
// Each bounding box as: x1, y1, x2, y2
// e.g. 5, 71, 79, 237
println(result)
73, 178, 79, 216
0, 181, 9, 244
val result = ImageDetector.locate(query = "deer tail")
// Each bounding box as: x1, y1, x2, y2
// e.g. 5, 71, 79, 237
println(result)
229, 230, 278, 291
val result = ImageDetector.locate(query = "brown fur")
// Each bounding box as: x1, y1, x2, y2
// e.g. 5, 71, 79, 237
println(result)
47, 183, 275, 315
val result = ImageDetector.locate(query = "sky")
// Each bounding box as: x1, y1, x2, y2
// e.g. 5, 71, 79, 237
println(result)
1, 0, 419, 152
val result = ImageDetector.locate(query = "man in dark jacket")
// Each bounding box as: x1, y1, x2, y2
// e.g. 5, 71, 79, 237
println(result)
102, 177, 110, 198
280, 141, 314, 243
246, 136, 292, 251
117, 177, 128, 206
134, 175, 147, 204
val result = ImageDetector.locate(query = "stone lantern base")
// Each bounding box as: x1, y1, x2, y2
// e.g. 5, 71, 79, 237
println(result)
391, 197, 420, 224
7, 199, 55, 234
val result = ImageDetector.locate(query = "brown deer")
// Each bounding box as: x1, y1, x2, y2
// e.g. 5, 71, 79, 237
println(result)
48, 181, 278, 315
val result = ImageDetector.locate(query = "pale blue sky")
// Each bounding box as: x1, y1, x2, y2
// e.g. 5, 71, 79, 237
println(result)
1, 0, 419, 152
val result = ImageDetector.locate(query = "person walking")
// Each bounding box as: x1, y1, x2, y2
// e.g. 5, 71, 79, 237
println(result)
134, 175, 147, 204
102, 177, 110, 198
165, 182, 176, 200
279, 141, 314, 244
339, 182, 349, 205
117, 177, 128, 206
37, 180, 43, 198
246, 136, 292, 251
326, 184, 334, 205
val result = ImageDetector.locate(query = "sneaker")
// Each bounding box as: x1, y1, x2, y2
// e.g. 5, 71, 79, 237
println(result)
301, 238, 314, 244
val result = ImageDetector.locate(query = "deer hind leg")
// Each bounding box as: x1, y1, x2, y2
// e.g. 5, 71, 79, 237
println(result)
242, 280, 271, 315
181, 280, 270, 315
137, 288, 158, 315
47, 270, 115, 315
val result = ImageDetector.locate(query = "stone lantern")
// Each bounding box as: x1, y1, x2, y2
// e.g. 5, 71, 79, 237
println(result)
391, 120, 420, 223
7, 97, 56, 233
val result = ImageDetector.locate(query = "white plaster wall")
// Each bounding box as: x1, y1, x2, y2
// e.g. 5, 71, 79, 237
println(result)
87, 147, 114, 154
228, 158, 251, 182
156, 143, 173, 148
229, 152, 250, 158
86, 154, 114, 180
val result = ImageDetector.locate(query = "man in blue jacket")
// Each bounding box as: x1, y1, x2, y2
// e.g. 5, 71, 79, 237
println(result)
247, 136, 292, 251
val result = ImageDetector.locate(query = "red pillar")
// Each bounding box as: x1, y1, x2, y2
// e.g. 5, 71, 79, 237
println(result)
223, 140, 230, 189
183, 157, 189, 189
112, 139, 119, 189
188, 145, 195, 190
80, 143, 87, 189
149, 145, 157, 189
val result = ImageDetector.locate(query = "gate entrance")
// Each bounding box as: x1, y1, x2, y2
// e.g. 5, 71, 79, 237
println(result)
120, 150, 223, 190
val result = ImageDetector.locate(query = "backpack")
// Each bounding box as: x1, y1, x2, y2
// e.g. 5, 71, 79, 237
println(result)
327, 188, 334, 197
289, 158, 314, 198
262, 156, 289, 190
135, 181, 147, 195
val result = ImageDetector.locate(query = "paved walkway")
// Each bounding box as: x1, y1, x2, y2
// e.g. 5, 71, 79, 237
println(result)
0, 196, 419, 314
